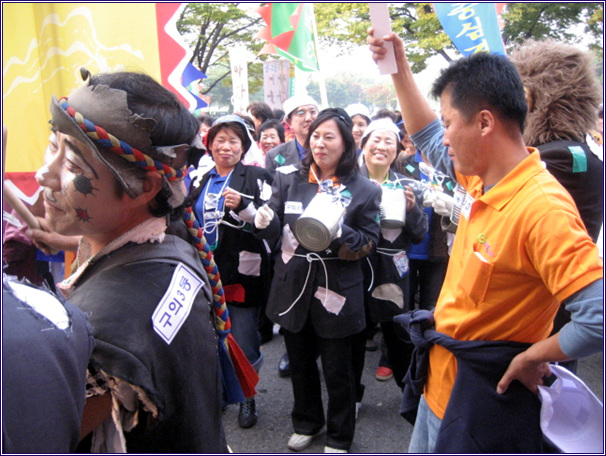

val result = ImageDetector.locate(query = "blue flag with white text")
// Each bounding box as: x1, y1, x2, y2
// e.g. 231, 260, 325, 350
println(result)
433, 3, 506, 56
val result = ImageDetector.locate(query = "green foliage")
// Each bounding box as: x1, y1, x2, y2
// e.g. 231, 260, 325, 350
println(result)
178, 2, 604, 108
307, 74, 396, 110
177, 3, 266, 95
315, 3, 457, 73
316, 2, 603, 73
501, 3, 603, 49
314, 3, 370, 51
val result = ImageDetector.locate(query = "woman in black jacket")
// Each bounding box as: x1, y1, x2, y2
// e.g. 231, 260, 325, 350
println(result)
190, 115, 273, 429
254, 108, 381, 453
358, 119, 428, 392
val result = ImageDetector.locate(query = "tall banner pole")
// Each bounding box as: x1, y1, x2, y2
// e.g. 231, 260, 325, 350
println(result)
310, 4, 328, 107
229, 46, 250, 114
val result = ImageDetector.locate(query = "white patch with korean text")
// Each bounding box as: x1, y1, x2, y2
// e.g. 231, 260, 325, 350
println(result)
152, 263, 203, 344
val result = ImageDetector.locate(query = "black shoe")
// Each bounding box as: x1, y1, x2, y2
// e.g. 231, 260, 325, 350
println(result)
238, 397, 258, 429
365, 338, 378, 351
278, 352, 290, 377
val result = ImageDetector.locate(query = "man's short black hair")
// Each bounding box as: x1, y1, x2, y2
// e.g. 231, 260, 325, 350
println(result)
431, 52, 528, 133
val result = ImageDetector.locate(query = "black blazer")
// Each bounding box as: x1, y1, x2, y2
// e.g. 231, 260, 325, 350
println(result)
360, 166, 428, 322
537, 140, 603, 242
265, 139, 301, 175
256, 165, 382, 338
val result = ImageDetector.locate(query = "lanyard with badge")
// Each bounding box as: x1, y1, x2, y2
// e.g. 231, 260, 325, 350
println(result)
202, 169, 233, 250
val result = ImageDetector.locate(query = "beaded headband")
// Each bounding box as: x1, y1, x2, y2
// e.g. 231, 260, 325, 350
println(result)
49, 76, 196, 208
58, 98, 187, 182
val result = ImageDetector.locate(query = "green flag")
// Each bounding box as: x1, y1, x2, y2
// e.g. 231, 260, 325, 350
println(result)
256, 3, 320, 72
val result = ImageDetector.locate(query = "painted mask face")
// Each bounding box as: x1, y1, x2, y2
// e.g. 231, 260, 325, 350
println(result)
36, 131, 134, 243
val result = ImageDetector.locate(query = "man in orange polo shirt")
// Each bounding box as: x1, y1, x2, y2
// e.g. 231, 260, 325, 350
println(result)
367, 32, 603, 452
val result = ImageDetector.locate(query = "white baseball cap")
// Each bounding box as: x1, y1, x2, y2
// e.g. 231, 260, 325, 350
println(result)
538, 364, 604, 453
282, 94, 319, 121
361, 118, 402, 142
345, 103, 371, 120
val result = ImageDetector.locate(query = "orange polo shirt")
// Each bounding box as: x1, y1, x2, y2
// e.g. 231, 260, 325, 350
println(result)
425, 150, 603, 419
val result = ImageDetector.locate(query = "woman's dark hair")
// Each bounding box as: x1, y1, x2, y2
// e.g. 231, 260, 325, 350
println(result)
206, 121, 250, 162
247, 102, 274, 125
89, 71, 199, 217
372, 108, 398, 123
272, 108, 285, 120
258, 119, 285, 144
301, 108, 359, 180
351, 113, 371, 127
196, 113, 215, 128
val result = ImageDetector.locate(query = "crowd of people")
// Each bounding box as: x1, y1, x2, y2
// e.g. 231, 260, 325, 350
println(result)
2, 27, 603, 455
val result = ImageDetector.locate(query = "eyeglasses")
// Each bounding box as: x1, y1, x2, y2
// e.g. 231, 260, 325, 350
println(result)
293, 107, 318, 118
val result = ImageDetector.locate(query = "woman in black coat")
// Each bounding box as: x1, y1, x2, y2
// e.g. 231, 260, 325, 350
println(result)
358, 119, 428, 391
190, 115, 273, 429
254, 108, 381, 453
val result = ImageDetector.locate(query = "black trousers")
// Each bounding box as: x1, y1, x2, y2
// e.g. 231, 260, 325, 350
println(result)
408, 258, 448, 310
284, 319, 357, 451
381, 319, 414, 390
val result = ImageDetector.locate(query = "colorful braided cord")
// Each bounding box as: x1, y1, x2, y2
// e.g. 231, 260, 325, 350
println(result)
59, 98, 186, 182
182, 206, 231, 335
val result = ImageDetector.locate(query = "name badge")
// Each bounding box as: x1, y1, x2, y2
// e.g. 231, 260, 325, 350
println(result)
393, 251, 409, 278
460, 193, 474, 220
152, 263, 204, 344
285, 201, 304, 214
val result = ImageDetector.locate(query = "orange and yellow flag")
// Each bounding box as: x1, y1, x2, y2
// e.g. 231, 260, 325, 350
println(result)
2, 3, 196, 200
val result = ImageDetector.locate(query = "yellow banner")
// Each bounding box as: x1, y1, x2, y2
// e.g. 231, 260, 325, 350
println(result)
2, 3, 162, 182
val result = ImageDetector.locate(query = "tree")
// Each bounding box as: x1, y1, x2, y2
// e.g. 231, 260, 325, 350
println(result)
501, 3, 603, 48
308, 74, 372, 108
306, 74, 397, 111
315, 3, 604, 73
364, 84, 397, 110
177, 3, 267, 96
315, 3, 459, 72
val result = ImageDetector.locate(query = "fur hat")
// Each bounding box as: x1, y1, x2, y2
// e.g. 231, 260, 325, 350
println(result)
511, 39, 602, 146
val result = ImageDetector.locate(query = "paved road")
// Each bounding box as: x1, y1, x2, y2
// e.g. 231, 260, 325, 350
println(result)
223, 328, 604, 454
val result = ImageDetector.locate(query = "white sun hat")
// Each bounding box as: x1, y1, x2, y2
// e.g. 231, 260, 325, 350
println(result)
282, 94, 319, 121
345, 103, 371, 120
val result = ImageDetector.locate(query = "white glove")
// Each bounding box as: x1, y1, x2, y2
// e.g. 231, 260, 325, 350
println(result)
432, 191, 455, 217
254, 204, 274, 229
422, 189, 436, 208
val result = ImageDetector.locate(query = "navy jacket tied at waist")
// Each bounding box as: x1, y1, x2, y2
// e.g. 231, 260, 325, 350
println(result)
395, 310, 545, 453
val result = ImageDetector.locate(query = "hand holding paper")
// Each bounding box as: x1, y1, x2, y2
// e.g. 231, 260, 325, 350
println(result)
369, 3, 397, 75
